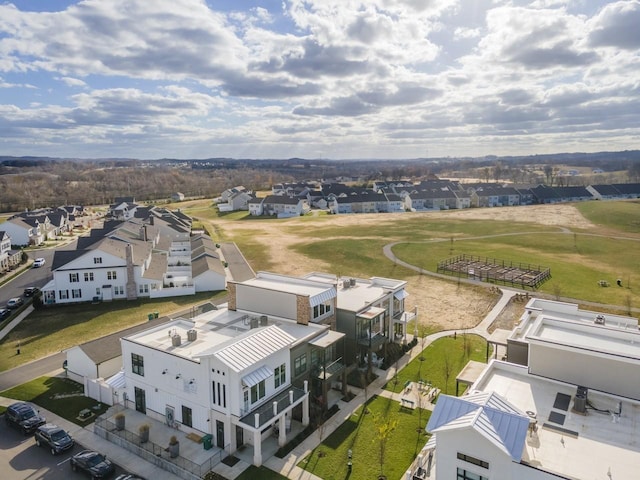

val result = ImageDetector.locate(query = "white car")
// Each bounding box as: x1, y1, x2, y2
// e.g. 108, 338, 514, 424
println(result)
33, 258, 46, 268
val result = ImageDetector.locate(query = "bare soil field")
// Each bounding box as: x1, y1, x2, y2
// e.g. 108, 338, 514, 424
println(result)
213, 204, 593, 332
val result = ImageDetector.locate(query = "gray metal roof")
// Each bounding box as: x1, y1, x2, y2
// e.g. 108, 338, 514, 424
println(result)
214, 325, 295, 372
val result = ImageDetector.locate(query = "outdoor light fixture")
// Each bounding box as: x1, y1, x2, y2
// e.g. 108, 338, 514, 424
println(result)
162, 369, 168, 375
176, 374, 182, 379
189, 379, 195, 385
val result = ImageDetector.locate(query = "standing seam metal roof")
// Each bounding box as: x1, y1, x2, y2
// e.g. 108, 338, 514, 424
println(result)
214, 325, 295, 372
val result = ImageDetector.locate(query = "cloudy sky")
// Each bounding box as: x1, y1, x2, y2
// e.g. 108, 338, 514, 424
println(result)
0, 0, 639, 160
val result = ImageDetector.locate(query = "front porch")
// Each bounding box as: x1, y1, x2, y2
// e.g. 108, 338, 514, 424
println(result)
238, 385, 310, 466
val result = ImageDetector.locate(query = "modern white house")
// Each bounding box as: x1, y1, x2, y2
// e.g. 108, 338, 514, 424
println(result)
103, 270, 415, 469
0, 216, 45, 246
41, 207, 226, 304
421, 300, 640, 480
0, 231, 22, 273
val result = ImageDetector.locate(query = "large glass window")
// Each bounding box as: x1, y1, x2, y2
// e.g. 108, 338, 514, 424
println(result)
294, 353, 307, 376
250, 380, 265, 403
457, 453, 489, 469
131, 353, 144, 376
274, 363, 286, 388
457, 468, 488, 480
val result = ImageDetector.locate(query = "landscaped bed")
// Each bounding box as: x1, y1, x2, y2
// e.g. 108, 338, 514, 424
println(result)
299, 394, 430, 480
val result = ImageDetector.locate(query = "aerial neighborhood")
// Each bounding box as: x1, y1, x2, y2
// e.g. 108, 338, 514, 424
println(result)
0, 179, 639, 480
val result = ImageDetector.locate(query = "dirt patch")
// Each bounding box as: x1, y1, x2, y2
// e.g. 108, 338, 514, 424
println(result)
213, 204, 591, 332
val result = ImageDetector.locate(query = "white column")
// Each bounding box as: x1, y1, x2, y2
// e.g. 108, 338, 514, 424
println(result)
278, 415, 286, 447
253, 430, 262, 466
302, 393, 310, 426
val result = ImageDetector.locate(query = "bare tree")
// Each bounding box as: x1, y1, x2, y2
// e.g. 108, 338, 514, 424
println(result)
443, 351, 452, 394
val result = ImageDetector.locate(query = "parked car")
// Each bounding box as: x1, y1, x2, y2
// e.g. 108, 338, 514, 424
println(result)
70, 450, 115, 479
33, 257, 46, 268
24, 286, 40, 297
0, 308, 10, 320
6, 297, 24, 309
4, 402, 46, 434
115, 475, 146, 480
34, 423, 75, 455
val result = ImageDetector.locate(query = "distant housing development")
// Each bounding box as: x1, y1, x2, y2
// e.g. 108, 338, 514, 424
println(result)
241, 180, 640, 216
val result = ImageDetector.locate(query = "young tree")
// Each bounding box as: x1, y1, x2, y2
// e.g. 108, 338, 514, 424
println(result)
372, 412, 398, 479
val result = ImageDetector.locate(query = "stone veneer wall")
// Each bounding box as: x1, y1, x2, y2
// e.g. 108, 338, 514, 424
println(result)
227, 282, 236, 310
296, 295, 310, 325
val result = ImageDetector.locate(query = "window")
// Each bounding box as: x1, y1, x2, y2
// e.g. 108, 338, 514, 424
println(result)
457, 468, 488, 480
131, 353, 144, 376
69, 273, 79, 283
59, 290, 69, 300
274, 363, 286, 388
294, 353, 307, 376
313, 303, 332, 319
95, 287, 101, 295
212, 381, 216, 404
72, 289, 82, 299
107, 271, 117, 280
250, 380, 265, 403
93, 257, 102, 264
457, 453, 489, 469
114, 285, 124, 295
84, 272, 94, 281
181, 406, 193, 427
139, 284, 149, 294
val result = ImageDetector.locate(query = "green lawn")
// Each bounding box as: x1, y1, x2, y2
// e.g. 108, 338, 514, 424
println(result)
0, 376, 109, 426
576, 200, 640, 234
392, 232, 640, 308
0, 292, 223, 372
299, 394, 430, 480
234, 466, 289, 480
385, 334, 489, 396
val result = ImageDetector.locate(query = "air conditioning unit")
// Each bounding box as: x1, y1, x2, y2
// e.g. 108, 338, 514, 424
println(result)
171, 334, 182, 347
187, 329, 197, 342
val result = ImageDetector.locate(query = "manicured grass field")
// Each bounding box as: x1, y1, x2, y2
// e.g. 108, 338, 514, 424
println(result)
0, 376, 109, 426
299, 394, 430, 480
234, 466, 289, 480
576, 200, 640, 234
0, 292, 223, 372
385, 334, 489, 396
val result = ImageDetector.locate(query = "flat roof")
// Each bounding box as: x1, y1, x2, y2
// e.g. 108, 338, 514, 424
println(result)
241, 272, 334, 298
124, 305, 327, 362
529, 317, 640, 359
472, 361, 640, 480
304, 273, 406, 312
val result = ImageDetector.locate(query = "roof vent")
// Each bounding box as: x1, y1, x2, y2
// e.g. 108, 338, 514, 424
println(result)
171, 334, 182, 347
187, 329, 197, 342
260, 315, 268, 326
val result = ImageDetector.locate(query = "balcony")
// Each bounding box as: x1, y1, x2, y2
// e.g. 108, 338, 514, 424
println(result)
357, 332, 388, 349
315, 357, 346, 381
239, 386, 307, 430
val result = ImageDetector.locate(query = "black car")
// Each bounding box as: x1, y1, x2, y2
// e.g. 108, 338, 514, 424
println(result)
34, 423, 75, 455
0, 308, 10, 320
115, 475, 146, 480
70, 449, 115, 479
24, 286, 40, 297
5, 402, 46, 434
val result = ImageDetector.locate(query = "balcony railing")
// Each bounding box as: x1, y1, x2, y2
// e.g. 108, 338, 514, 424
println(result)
357, 332, 388, 348
316, 357, 345, 381
238, 386, 307, 430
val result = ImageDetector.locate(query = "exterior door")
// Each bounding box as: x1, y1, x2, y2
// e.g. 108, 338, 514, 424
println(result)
216, 420, 225, 449
236, 425, 244, 449
134, 387, 146, 414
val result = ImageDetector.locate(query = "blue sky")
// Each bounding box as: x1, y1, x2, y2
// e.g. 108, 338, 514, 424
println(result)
0, 0, 639, 159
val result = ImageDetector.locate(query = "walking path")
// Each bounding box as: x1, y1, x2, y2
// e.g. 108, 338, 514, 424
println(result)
261, 286, 516, 480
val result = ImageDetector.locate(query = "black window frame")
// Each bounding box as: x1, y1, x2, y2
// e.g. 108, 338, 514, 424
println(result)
131, 353, 144, 376
181, 405, 193, 427
457, 452, 489, 469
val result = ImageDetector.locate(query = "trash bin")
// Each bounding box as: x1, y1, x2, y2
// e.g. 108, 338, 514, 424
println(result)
202, 434, 213, 450
147, 313, 154, 321
154, 312, 159, 318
